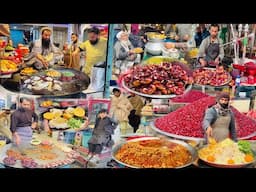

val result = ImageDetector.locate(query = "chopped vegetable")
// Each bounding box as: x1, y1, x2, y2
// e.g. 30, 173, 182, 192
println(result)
62, 71, 75, 77
67, 118, 84, 129
238, 140, 253, 155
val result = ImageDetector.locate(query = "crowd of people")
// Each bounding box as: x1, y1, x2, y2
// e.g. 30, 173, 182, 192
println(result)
4, 24, 235, 80
22, 26, 107, 80
0, 24, 248, 167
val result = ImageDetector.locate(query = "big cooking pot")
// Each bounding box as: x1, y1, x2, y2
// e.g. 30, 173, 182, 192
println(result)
145, 39, 164, 56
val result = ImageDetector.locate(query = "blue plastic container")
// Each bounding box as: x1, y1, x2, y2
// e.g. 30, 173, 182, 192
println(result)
82, 129, 92, 148
58, 164, 71, 168
63, 131, 76, 144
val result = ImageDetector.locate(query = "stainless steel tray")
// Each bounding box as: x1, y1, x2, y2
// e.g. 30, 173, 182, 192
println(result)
0, 143, 73, 168
2, 67, 90, 96
122, 80, 192, 99
150, 121, 205, 141
193, 67, 232, 87
111, 136, 198, 168
198, 144, 256, 168
151, 121, 256, 141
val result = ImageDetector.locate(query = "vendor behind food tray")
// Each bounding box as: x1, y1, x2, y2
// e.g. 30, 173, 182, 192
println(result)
10, 97, 38, 146
27, 26, 63, 70
113, 30, 141, 75
197, 24, 224, 68
202, 92, 237, 143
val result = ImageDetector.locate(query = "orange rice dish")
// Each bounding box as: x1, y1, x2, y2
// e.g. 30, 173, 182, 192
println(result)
115, 139, 192, 168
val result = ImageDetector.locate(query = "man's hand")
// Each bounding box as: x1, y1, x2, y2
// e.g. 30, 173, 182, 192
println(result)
31, 122, 37, 129
12, 133, 21, 146
199, 58, 207, 67
72, 50, 79, 57
129, 50, 135, 54
42, 61, 49, 69
36, 54, 49, 68
206, 126, 213, 139
214, 57, 220, 65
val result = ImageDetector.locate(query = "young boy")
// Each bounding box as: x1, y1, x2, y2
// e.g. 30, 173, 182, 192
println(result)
87, 109, 118, 162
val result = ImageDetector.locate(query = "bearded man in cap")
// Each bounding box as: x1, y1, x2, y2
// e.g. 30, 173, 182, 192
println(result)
202, 92, 237, 143
29, 27, 62, 69
72, 27, 107, 77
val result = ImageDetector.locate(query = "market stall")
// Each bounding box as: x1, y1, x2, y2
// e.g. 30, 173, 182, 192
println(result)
1, 23, 256, 169
0, 132, 79, 168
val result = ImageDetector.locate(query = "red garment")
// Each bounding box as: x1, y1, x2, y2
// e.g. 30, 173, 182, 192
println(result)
131, 24, 139, 35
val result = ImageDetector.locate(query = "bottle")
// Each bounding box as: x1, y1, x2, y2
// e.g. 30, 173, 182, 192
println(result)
47, 129, 52, 137
235, 75, 241, 86
57, 131, 64, 141
235, 75, 241, 97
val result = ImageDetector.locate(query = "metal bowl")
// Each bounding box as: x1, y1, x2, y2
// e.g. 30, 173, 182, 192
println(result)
145, 41, 163, 55
198, 146, 256, 168
199, 158, 255, 168
146, 32, 166, 42
193, 67, 232, 87
122, 79, 192, 99
112, 137, 198, 168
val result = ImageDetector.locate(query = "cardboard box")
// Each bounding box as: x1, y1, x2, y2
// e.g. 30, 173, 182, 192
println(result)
230, 99, 250, 113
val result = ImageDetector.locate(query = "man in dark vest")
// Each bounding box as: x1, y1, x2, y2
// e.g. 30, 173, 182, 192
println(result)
197, 24, 224, 67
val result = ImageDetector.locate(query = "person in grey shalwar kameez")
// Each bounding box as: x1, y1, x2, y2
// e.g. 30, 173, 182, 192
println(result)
25, 27, 63, 70
113, 31, 141, 75
88, 109, 118, 157
202, 93, 237, 144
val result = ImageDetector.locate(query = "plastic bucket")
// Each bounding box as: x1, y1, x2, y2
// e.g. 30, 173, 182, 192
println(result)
82, 130, 92, 148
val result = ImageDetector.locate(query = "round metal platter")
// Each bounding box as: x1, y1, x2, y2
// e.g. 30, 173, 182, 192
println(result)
193, 77, 232, 87
150, 121, 254, 142
122, 79, 192, 99
3, 67, 90, 96
121, 56, 193, 99
150, 121, 205, 142
0, 143, 74, 168
112, 136, 198, 168
238, 132, 256, 140
142, 56, 187, 65
193, 67, 232, 87
0, 69, 19, 75
198, 147, 255, 168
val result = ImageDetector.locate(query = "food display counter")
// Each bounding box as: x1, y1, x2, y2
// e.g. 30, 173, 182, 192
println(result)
0, 132, 79, 168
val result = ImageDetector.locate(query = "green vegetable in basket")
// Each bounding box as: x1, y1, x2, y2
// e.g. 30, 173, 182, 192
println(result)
67, 118, 84, 129
238, 140, 253, 155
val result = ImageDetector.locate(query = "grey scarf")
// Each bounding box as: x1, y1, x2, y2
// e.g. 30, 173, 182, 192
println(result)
213, 103, 230, 116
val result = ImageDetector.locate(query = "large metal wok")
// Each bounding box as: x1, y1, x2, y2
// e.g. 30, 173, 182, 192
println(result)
1, 67, 90, 96
112, 136, 198, 168
198, 144, 256, 168
0, 143, 74, 168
